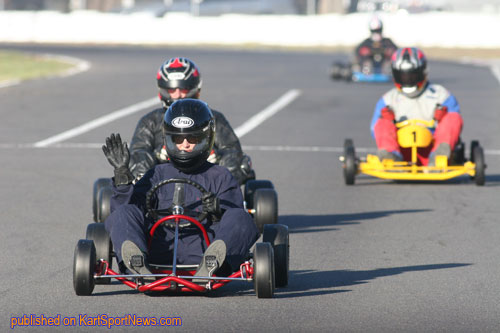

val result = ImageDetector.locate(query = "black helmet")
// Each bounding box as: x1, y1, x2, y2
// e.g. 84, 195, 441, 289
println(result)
163, 99, 215, 173
157, 57, 202, 106
391, 47, 428, 98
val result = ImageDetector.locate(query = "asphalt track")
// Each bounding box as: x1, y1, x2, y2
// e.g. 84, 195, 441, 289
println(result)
1, 44, 499, 332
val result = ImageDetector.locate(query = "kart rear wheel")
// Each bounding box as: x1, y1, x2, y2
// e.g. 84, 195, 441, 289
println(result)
341, 65, 353, 81
253, 189, 278, 233
96, 186, 113, 223
86, 223, 112, 284
253, 242, 275, 299
330, 62, 344, 80
343, 139, 357, 185
472, 144, 485, 186
73, 239, 96, 296
263, 224, 289, 288
92, 178, 112, 222
244, 179, 274, 209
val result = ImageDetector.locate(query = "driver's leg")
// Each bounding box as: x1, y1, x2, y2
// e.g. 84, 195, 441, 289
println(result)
433, 112, 463, 152
104, 204, 149, 264
211, 208, 259, 272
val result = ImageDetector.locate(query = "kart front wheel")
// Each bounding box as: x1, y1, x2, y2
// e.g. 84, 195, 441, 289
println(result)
253, 189, 278, 233
254, 242, 275, 299
472, 144, 485, 186
244, 179, 274, 209
96, 186, 113, 223
343, 139, 357, 185
73, 239, 96, 296
92, 178, 112, 222
263, 224, 289, 288
86, 223, 112, 284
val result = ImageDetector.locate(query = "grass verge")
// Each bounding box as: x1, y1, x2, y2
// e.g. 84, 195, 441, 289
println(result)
0, 50, 74, 83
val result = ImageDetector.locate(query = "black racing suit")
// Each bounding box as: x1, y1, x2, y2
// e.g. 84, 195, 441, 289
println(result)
354, 37, 397, 73
129, 108, 250, 184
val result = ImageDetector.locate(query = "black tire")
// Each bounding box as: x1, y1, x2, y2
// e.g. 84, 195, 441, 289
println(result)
341, 65, 353, 81
92, 178, 112, 222
343, 139, 357, 185
263, 224, 289, 288
253, 242, 275, 299
253, 189, 278, 233
470, 140, 479, 162
472, 144, 485, 186
450, 140, 465, 166
73, 239, 96, 296
330, 62, 344, 80
244, 179, 274, 209
96, 186, 113, 223
86, 223, 112, 284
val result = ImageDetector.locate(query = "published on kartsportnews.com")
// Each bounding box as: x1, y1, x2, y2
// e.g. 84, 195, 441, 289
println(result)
10, 314, 182, 329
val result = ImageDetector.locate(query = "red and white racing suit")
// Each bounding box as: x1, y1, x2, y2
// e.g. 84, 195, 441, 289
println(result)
370, 82, 463, 165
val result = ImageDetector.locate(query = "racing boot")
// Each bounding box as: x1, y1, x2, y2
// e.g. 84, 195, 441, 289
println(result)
121, 240, 152, 276
193, 240, 226, 283
428, 143, 451, 167
377, 149, 403, 162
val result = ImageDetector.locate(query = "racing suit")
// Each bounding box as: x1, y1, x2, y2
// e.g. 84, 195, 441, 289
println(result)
370, 82, 463, 165
129, 107, 248, 183
105, 161, 259, 271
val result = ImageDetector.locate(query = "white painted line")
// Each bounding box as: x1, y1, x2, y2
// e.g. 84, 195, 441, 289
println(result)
234, 89, 301, 138
9, 142, 500, 156
459, 57, 500, 86
0, 79, 21, 88
490, 63, 500, 85
33, 97, 159, 147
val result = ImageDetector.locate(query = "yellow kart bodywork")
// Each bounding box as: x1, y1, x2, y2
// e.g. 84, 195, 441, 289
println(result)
348, 119, 479, 182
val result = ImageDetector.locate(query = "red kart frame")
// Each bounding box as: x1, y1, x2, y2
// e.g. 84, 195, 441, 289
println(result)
93, 214, 254, 293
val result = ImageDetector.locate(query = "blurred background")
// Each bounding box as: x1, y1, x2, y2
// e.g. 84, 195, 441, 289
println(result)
3, 0, 500, 15
1, 1, 500, 50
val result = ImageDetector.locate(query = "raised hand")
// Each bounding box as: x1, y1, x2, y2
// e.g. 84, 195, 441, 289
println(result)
102, 133, 134, 186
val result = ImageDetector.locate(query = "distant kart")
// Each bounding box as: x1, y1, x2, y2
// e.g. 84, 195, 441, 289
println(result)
92, 174, 278, 233
330, 61, 391, 83
74, 178, 289, 298
341, 119, 486, 185
330, 47, 392, 83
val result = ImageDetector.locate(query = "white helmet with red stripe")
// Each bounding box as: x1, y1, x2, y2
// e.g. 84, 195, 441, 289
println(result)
391, 47, 428, 98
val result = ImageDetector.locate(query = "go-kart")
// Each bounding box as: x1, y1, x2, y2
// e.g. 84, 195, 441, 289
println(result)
92, 176, 278, 233
341, 119, 486, 185
330, 47, 392, 83
74, 178, 289, 298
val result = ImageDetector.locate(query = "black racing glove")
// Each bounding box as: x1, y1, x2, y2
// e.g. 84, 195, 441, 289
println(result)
202, 192, 223, 221
102, 133, 134, 186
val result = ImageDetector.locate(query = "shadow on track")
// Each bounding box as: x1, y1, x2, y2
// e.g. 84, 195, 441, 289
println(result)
279, 209, 430, 233
275, 263, 471, 298
484, 173, 500, 186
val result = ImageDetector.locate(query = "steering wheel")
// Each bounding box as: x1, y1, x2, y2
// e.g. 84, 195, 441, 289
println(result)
145, 178, 213, 228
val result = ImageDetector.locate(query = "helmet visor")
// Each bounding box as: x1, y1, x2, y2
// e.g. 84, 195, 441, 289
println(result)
165, 134, 210, 159
393, 69, 425, 87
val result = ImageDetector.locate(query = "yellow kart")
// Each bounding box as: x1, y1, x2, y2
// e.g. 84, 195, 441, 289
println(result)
341, 119, 486, 186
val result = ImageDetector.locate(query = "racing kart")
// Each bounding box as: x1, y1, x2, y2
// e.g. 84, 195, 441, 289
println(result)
74, 178, 289, 298
341, 119, 486, 185
330, 47, 392, 83
92, 176, 278, 234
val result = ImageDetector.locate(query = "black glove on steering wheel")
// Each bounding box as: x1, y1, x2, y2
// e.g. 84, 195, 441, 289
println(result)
202, 192, 223, 221
102, 133, 134, 186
